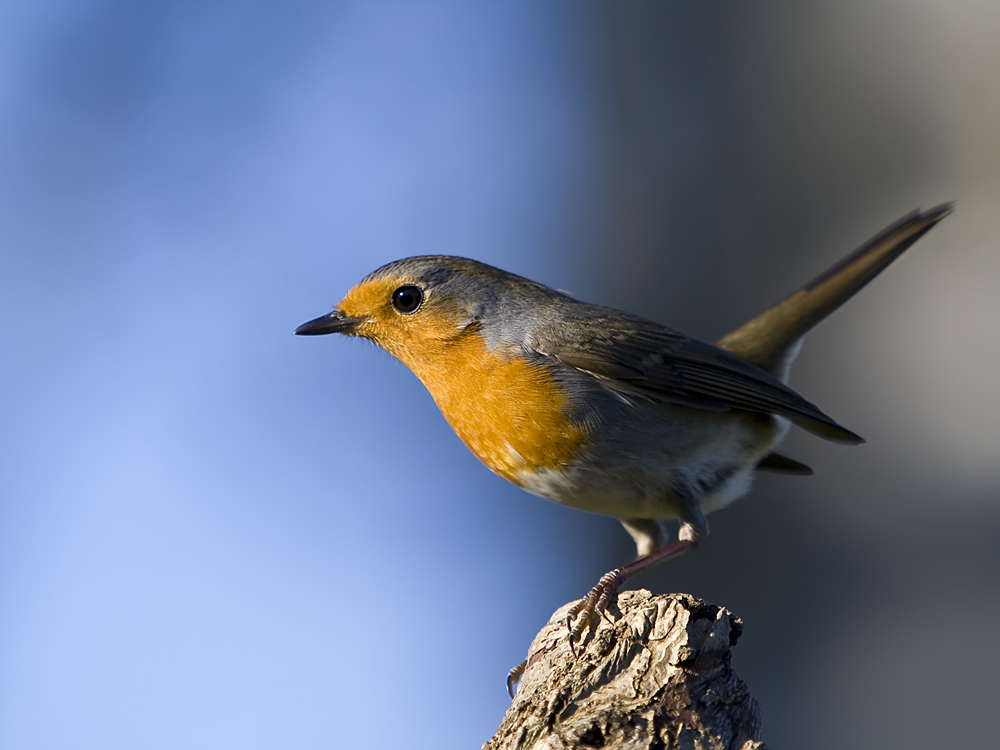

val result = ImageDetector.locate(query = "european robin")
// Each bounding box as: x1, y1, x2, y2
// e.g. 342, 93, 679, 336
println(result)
296, 205, 950, 660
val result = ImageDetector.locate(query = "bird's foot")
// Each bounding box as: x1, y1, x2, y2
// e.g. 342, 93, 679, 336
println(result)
564, 568, 626, 654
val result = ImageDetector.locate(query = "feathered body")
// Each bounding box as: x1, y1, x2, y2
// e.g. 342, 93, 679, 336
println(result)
297, 204, 951, 632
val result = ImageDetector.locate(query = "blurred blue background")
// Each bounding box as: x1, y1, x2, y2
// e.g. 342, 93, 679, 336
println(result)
2, 2, 998, 748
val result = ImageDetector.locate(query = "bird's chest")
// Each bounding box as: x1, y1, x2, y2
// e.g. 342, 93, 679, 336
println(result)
404, 339, 590, 485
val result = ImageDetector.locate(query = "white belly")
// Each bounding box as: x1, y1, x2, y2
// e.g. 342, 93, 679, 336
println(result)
516, 411, 791, 522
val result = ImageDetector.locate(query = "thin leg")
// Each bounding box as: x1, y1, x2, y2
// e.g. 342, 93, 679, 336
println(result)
565, 537, 699, 651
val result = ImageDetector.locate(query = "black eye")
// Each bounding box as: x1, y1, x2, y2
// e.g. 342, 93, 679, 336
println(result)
391, 285, 423, 314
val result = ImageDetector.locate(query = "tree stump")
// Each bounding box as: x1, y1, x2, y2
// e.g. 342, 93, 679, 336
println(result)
485, 590, 764, 750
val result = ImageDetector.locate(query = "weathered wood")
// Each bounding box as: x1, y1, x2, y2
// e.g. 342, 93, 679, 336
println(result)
486, 591, 764, 750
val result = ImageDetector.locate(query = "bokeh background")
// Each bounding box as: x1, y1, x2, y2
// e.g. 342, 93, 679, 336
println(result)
2, 2, 998, 748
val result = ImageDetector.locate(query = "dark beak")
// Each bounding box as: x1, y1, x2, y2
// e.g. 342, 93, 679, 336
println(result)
294, 310, 365, 336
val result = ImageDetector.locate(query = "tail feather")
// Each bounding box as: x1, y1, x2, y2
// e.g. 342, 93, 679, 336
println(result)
717, 204, 953, 379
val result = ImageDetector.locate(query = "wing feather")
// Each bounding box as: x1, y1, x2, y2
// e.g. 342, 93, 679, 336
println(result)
532, 312, 863, 444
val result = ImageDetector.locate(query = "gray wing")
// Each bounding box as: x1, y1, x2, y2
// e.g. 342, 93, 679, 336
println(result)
531, 311, 863, 444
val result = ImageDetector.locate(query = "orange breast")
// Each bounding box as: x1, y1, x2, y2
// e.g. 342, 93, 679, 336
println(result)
334, 276, 590, 483
401, 333, 590, 484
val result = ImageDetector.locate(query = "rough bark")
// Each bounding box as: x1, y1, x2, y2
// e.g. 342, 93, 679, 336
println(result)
485, 591, 765, 750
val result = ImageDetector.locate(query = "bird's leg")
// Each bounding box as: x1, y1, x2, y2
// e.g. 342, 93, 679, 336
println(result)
510, 532, 698, 695
564, 537, 699, 652
566, 505, 708, 652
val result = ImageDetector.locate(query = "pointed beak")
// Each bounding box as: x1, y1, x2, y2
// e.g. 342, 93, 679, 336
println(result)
294, 310, 366, 336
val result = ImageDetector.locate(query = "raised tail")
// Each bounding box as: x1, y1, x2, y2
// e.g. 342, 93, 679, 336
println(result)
717, 204, 953, 380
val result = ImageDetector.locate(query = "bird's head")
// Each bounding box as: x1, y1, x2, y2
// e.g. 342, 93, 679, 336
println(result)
295, 255, 569, 371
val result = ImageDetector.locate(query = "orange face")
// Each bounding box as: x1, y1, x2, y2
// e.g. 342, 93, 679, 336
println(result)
336, 276, 470, 364
335, 276, 590, 483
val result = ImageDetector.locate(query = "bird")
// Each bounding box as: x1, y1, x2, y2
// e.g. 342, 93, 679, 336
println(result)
295, 204, 951, 657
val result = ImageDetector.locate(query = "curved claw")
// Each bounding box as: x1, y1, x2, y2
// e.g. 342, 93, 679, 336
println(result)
563, 613, 580, 656
506, 660, 527, 699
